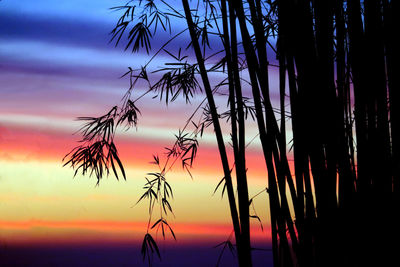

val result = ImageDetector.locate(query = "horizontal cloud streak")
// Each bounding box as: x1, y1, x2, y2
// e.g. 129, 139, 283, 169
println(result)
0, 220, 269, 242
0, 13, 113, 50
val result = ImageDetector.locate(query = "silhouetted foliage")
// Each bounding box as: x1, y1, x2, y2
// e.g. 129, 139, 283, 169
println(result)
65, 0, 399, 266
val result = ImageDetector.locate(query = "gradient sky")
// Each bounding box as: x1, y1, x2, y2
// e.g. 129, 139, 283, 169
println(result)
0, 1, 279, 265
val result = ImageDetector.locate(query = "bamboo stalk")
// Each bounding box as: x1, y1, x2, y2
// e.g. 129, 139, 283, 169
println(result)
181, 1, 243, 265
220, 1, 252, 265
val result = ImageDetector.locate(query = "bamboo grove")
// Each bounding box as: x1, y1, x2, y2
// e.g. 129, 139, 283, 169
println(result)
64, 0, 399, 266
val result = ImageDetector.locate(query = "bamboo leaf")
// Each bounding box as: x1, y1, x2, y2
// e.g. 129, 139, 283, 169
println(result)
145, 233, 161, 260
213, 176, 226, 197
250, 215, 264, 231
110, 142, 126, 180
151, 218, 162, 230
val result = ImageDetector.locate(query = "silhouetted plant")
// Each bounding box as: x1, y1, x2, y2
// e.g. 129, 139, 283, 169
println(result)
214, 231, 236, 267
65, 0, 399, 266
63, 106, 126, 185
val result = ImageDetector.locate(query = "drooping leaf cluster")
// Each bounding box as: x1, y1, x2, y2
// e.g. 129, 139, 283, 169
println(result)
63, 105, 136, 184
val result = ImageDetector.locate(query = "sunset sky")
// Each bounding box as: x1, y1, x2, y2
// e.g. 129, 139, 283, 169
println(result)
0, 0, 278, 265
